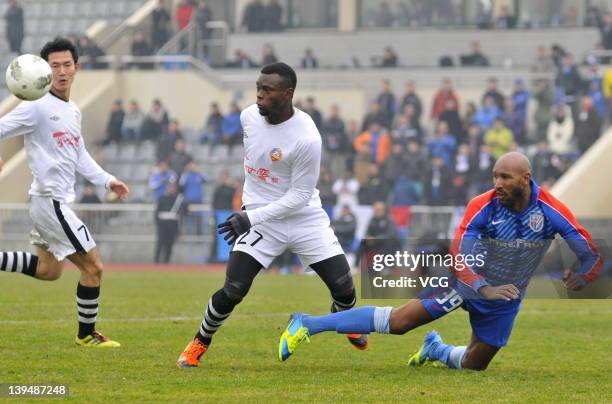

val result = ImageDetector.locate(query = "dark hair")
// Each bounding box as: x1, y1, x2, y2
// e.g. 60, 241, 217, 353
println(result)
40, 37, 79, 63
260, 62, 297, 90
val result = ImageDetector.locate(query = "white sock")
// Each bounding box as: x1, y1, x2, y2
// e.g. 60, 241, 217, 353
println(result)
448, 346, 467, 369
373, 306, 392, 334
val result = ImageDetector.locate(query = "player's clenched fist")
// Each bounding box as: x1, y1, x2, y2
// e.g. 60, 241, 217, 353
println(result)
217, 211, 252, 245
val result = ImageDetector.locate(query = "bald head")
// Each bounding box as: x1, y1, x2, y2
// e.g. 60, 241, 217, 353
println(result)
494, 152, 531, 176
493, 152, 532, 210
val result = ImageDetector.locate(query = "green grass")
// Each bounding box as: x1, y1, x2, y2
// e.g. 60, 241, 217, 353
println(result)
1, 271, 611, 403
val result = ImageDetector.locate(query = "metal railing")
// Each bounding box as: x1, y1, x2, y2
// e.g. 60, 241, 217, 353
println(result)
158, 20, 229, 68
97, 0, 160, 50
77, 54, 223, 83
0, 203, 215, 264
583, 49, 612, 64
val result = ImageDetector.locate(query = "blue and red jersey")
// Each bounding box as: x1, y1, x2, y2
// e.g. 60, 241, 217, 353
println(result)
451, 179, 602, 294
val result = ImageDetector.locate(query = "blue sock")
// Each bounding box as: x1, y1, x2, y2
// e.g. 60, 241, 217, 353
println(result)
428, 340, 453, 363
302, 306, 376, 336
429, 341, 466, 369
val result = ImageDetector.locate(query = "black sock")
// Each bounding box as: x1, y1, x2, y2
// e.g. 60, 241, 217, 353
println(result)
76, 283, 100, 339
195, 289, 240, 345
0, 252, 38, 277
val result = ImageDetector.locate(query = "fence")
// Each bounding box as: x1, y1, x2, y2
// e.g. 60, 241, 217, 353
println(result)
0, 203, 214, 264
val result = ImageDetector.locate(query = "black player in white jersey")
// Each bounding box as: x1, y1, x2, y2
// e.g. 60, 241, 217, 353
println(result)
177, 63, 367, 368
0, 38, 129, 347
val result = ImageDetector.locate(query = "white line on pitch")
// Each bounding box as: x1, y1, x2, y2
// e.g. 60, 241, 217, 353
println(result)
1, 307, 610, 325
0, 312, 290, 325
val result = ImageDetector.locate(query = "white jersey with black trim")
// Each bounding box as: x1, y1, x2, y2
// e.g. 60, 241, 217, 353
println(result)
0, 92, 115, 203
240, 104, 323, 226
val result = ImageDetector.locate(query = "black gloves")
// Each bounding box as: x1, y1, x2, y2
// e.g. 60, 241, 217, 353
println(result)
217, 211, 252, 245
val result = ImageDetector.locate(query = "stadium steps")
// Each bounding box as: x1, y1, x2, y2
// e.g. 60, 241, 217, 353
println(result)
99, 134, 243, 204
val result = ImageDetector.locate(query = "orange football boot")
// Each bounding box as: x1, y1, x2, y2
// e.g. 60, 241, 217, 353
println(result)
347, 333, 369, 350
176, 338, 209, 368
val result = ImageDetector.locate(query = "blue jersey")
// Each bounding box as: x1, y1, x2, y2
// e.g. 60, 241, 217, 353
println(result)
451, 179, 602, 295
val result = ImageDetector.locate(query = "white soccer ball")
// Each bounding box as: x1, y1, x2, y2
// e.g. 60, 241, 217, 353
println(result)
5, 54, 53, 101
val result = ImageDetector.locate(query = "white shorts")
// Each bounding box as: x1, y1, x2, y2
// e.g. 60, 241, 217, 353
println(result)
29, 196, 96, 261
232, 205, 344, 268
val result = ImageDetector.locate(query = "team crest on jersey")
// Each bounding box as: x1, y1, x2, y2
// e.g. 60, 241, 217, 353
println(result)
270, 148, 282, 161
528, 212, 544, 232
49, 115, 60, 121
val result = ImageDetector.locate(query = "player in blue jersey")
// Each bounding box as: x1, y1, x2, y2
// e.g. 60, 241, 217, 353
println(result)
278, 152, 602, 370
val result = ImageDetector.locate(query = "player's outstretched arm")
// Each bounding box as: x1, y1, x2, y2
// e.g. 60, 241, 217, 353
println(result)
76, 143, 128, 198
539, 190, 603, 287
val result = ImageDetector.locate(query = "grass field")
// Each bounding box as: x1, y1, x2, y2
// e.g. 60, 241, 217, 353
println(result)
1, 269, 611, 403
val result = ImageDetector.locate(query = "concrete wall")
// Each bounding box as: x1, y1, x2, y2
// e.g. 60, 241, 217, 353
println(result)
0, 97, 23, 162
0, 149, 30, 203
228, 28, 599, 69
551, 128, 612, 218
116, 70, 231, 128
71, 71, 121, 143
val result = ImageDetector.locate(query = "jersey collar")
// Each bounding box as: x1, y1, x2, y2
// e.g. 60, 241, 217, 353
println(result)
49, 90, 69, 103
529, 178, 540, 207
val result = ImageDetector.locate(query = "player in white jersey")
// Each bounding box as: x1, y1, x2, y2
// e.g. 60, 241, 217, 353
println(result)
177, 63, 367, 368
0, 38, 129, 347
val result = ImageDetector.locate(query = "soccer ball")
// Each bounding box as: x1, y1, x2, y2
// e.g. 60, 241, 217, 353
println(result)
5, 54, 53, 101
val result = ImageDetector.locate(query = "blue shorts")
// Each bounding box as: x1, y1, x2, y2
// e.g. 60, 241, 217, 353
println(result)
419, 285, 521, 348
